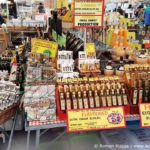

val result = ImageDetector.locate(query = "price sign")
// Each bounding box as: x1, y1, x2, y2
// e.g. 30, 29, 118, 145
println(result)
140, 104, 150, 128
74, 0, 104, 28
67, 107, 126, 132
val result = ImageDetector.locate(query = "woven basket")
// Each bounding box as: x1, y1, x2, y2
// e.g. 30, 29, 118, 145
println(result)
0, 102, 19, 124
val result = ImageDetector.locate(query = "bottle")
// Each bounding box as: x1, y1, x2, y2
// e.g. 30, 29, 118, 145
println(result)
94, 90, 101, 108
101, 90, 107, 107
72, 92, 78, 109
66, 92, 72, 110
138, 79, 144, 103
143, 80, 150, 103
60, 93, 66, 111
88, 91, 95, 108
77, 91, 83, 109
83, 91, 89, 109
132, 79, 138, 105
111, 89, 117, 106
122, 88, 128, 105
117, 89, 123, 106
116, 56, 124, 77
106, 89, 112, 107
104, 59, 114, 76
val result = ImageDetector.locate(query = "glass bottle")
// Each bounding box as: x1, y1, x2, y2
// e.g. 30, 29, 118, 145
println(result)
83, 91, 89, 109
78, 91, 83, 109
66, 92, 72, 110
94, 90, 101, 108
72, 92, 78, 109
88, 90, 95, 108
59, 93, 66, 111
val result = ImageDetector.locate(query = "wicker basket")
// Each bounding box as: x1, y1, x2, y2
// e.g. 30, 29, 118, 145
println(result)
0, 102, 19, 124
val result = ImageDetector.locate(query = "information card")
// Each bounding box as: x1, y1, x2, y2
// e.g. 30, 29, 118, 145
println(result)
67, 107, 126, 132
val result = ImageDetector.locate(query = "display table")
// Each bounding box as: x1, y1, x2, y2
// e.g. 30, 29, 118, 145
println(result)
25, 119, 66, 150
25, 114, 140, 150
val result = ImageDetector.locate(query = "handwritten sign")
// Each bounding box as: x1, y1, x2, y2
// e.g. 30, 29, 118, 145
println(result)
67, 107, 126, 132
74, 0, 104, 28
140, 104, 150, 128
31, 38, 58, 58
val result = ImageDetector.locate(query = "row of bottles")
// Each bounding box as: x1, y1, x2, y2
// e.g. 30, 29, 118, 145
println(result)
124, 64, 150, 105
58, 80, 129, 112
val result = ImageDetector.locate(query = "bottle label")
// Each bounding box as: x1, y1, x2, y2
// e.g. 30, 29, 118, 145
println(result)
123, 95, 128, 105
73, 99, 78, 109
117, 96, 122, 106
112, 96, 117, 106
133, 90, 138, 105
78, 99, 83, 109
139, 90, 143, 102
95, 97, 100, 107
83, 98, 89, 109
89, 98, 94, 108
66, 100, 71, 110
102, 97, 107, 107
60, 100, 65, 111
107, 96, 112, 107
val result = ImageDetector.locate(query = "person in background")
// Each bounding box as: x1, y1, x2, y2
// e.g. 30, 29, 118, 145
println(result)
0, 13, 5, 25
38, 3, 45, 13
117, 6, 124, 16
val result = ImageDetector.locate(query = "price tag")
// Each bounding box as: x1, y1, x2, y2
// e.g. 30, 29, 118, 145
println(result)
67, 107, 126, 132
139, 103, 150, 128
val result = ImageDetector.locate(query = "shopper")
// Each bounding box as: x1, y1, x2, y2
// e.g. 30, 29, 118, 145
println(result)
0, 13, 5, 25
38, 3, 45, 13
144, 5, 150, 34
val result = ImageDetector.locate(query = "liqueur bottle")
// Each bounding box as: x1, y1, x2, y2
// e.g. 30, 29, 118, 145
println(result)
122, 88, 128, 105
101, 90, 107, 107
111, 89, 117, 106
117, 89, 123, 106
66, 92, 72, 110
59, 93, 66, 111
83, 91, 89, 109
94, 90, 101, 108
77, 91, 83, 109
88, 90, 95, 108
132, 79, 138, 105
72, 92, 78, 109
106, 89, 112, 107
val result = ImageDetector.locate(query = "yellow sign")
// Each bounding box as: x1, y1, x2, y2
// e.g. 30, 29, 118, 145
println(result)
140, 104, 150, 127
67, 107, 126, 132
31, 39, 58, 58
75, 16, 102, 27
85, 43, 95, 53
75, 1, 102, 15
74, 0, 104, 28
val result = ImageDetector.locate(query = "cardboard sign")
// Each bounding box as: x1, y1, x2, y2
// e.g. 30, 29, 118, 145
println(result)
140, 104, 150, 128
67, 107, 126, 132
74, 0, 104, 28
85, 43, 95, 53
31, 39, 58, 58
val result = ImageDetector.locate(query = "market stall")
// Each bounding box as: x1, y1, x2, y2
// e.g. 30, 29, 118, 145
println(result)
0, 0, 150, 149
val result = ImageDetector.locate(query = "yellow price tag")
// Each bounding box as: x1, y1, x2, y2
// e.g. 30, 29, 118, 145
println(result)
140, 104, 150, 127
67, 107, 126, 132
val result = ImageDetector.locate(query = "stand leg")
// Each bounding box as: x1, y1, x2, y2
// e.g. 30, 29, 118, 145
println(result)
35, 130, 40, 150
26, 130, 30, 150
